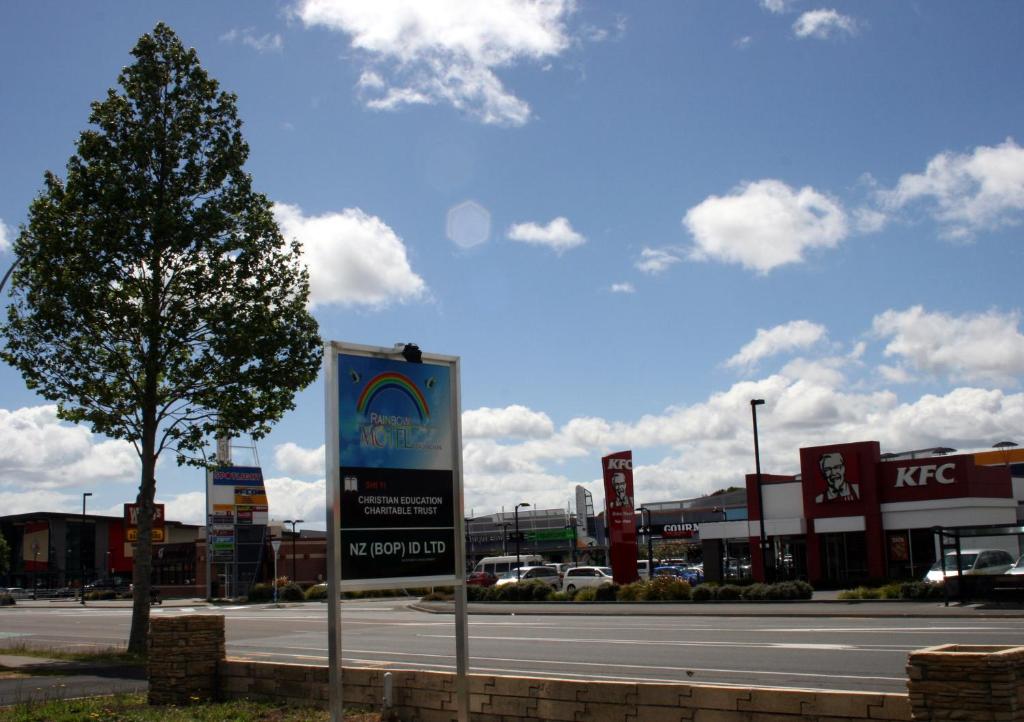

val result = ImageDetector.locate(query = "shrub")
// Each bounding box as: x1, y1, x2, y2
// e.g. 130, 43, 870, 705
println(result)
691, 584, 714, 602
0, 593, 14, 606
573, 587, 598, 602
280, 582, 304, 602
594, 582, 620, 601
790, 580, 814, 599
616, 582, 645, 601
305, 584, 328, 601
715, 584, 744, 601
839, 586, 880, 600
900, 581, 943, 600
643, 576, 691, 601
549, 591, 570, 602
421, 590, 451, 601
741, 583, 769, 601
878, 582, 903, 600
246, 583, 273, 602
530, 582, 555, 601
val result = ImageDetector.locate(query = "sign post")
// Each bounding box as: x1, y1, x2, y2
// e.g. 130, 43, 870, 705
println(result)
271, 538, 281, 604
325, 342, 468, 722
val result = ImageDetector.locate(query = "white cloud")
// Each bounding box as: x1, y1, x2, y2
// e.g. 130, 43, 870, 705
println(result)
683, 179, 848, 273
634, 247, 681, 275
793, 10, 858, 39
293, 0, 575, 126
610, 282, 635, 294
274, 442, 325, 477
761, 0, 797, 13
873, 306, 1024, 385
878, 139, 1024, 239
220, 28, 284, 53
507, 217, 585, 252
158, 491, 206, 527
734, 35, 753, 49
0, 488, 89, 516
463, 405, 555, 439
274, 203, 427, 309
877, 364, 914, 385
0, 218, 10, 252
726, 320, 828, 369
265, 476, 326, 523
854, 207, 888, 234
0, 405, 139, 489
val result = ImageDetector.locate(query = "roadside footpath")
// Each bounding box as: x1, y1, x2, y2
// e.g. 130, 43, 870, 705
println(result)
0, 654, 145, 708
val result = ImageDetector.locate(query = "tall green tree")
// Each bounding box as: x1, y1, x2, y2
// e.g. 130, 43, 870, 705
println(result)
0, 533, 10, 577
1, 24, 321, 653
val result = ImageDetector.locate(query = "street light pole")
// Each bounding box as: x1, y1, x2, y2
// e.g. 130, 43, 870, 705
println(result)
750, 399, 770, 583
514, 503, 529, 581
283, 519, 303, 582
80, 492, 92, 605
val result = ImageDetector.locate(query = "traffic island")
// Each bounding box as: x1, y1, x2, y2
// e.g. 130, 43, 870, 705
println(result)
907, 644, 1024, 721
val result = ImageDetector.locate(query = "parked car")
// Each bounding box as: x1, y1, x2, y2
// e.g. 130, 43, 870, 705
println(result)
544, 562, 577, 583
493, 566, 560, 588
466, 571, 498, 587
924, 549, 1016, 583
561, 566, 614, 594
1009, 555, 1024, 576
653, 565, 704, 585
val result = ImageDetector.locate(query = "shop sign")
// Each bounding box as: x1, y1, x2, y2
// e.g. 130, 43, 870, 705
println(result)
602, 450, 639, 584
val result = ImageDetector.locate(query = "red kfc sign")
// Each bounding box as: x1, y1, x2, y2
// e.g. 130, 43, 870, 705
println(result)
602, 450, 639, 585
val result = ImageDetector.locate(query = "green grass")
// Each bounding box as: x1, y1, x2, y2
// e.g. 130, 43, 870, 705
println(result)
2, 693, 379, 721
0, 644, 144, 666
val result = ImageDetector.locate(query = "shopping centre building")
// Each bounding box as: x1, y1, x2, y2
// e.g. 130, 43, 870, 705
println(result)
700, 442, 1024, 585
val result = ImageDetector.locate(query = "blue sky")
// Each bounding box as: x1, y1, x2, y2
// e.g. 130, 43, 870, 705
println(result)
1, 1, 1023, 530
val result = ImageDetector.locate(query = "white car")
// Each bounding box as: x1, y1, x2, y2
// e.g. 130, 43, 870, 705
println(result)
493, 566, 560, 588
924, 549, 1015, 583
561, 566, 614, 594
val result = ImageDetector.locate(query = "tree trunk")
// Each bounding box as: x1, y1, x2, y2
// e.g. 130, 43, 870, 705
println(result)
127, 431, 157, 655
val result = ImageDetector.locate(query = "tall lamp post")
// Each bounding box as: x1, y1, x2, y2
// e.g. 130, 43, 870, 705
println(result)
750, 399, 770, 583
514, 503, 530, 581
283, 519, 303, 582
80, 491, 92, 605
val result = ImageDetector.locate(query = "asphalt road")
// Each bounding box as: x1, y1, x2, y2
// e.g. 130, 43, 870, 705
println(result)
3, 599, 1023, 694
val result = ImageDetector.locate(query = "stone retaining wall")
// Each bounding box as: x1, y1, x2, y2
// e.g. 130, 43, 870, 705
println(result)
148, 615, 1024, 721
219, 659, 912, 721
148, 615, 224, 705
907, 644, 1024, 721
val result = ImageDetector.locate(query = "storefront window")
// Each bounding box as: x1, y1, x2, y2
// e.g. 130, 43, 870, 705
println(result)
820, 532, 868, 583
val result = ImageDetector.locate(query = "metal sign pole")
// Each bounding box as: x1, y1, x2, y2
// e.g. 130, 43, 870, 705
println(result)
325, 343, 344, 722
451, 355, 470, 722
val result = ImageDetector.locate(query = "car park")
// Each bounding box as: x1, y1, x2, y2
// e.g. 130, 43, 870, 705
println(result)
924, 549, 1016, 583
560, 566, 614, 594
466, 571, 498, 587
493, 566, 560, 588
653, 565, 703, 585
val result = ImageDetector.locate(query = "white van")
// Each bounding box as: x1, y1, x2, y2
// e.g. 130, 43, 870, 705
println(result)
473, 555, 544, 577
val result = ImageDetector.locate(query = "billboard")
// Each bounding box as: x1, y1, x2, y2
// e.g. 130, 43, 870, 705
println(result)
601, 450, 639, 584
207, 466, 269, 526
334, 351, 458, 582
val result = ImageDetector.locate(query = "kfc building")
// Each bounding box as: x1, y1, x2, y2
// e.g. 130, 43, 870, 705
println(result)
701, 441, 1023, 584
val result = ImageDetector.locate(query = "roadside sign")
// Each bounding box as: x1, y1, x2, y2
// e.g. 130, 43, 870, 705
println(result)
330, 346, 461, 587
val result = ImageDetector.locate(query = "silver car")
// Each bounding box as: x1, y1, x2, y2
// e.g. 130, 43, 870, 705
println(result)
493, 566, 560, 588
924, 549, 1015, 583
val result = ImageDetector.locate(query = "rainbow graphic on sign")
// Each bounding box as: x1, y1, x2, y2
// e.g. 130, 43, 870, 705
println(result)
356, 372, 430, 422
339, 353, 453, 471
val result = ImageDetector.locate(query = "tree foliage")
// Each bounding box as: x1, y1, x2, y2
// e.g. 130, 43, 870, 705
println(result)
0, 532, 10, 576
1, 24, 321, 653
